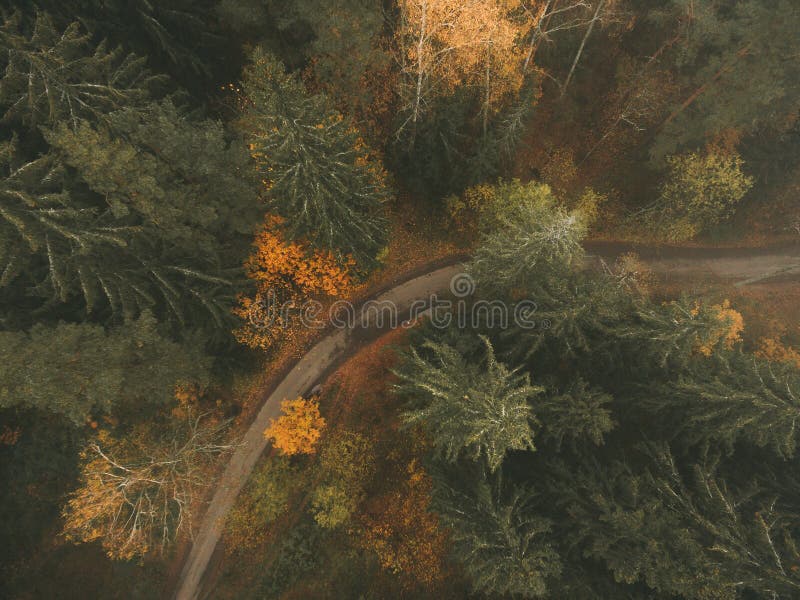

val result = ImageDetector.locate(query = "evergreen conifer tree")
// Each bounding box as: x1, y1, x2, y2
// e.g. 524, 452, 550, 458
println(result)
239, 48, 389, 268
395, 335, 540, 472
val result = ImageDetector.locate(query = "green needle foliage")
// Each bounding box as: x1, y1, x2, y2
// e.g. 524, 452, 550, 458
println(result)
3, 1, 800, 596
8, 0, 223, 85
239, 48, 389, 269
469, 181, 586, 296
0, 12, 162, 130
0, 312, 209, 425
396, 178, 800, 598
650, 0, 800, 162
395, 334, 540, 472
552, 446, 800, 599
0, 7, 261, 470
0, 15, 259, 329
434, 467, 562, 598
535, 379, 615, 450
641, 352, 800, 457
0, 108, 256, 328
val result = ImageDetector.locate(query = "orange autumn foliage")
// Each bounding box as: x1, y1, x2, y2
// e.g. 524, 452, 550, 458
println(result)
395, 0, 533, 125
359, 460, 449, 588
234, 215, 354, 351
62, 411, 229, 561
171, 383, 202, 420
245, 215, 353, 297
264, 397, 326, 456
448, 0, 527, 121
695, 299, 745, 357
0, 425, 21, 446
712, 299, 745, 349
757, 337, 800, 369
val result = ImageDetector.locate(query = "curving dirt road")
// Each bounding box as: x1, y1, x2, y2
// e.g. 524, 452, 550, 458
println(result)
174, 244, 800, 600
175, 264, 465, 600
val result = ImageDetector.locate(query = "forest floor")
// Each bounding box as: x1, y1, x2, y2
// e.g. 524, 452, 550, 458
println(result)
173, 241, 800, 600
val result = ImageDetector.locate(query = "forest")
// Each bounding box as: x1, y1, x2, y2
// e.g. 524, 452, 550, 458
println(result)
0, 1, 799, 599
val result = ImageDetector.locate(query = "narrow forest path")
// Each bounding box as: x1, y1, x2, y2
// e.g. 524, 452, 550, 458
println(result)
174, 243, 800, 600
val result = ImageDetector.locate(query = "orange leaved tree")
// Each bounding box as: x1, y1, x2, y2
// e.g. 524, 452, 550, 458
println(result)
264, 397, 327, 456
394, 0, 530, 134
757, 337, 800, 369
61, 410, 231, 560
695, 299, 744, 357
234, 215, 354, 351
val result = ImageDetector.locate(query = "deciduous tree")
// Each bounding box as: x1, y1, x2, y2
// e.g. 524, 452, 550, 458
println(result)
226, 456, 299, 550
311, 430, 375, 529
264, 397, 326, 456
394, 0, 529, 135
62, 410, 231, 560
233, 215, 354, 351
757, 337, 800, 369
359, 461, 449, 587
646, 149, 753, 240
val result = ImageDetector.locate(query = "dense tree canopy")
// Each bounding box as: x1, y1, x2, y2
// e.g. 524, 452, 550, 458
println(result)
434, 468, 561, 597
4, 0, 800, 597
649, 0, 800, 162
0, 312, 209, 425
0, 8, 261, 584
7, 0, 225, 90
394, 179, 800, 598
0, 14, 259, 331
0, 12, 161, 129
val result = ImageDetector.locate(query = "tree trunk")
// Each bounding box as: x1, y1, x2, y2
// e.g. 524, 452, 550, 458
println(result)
561, 0, 604, 98
659, 44, 752, 131
412, 1, 429, 125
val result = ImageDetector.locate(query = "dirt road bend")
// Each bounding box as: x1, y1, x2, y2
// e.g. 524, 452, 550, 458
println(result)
174, 265, 464, 600
175, 245, 800, 600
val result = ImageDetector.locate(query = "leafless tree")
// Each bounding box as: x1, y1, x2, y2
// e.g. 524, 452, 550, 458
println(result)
62, 411, 233, 560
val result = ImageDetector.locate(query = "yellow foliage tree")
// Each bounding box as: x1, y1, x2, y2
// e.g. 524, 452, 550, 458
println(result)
225, 455, 299, 552
653, 150, 754, 241
264, 397, 326, 456
445, 183, 498, 237
62, 411, 231, 560
310, 430, 376, 529
395, 0, 532, 132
